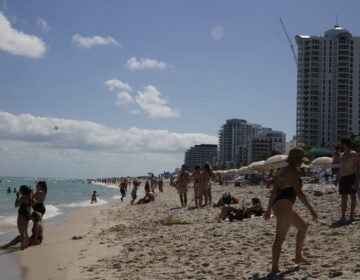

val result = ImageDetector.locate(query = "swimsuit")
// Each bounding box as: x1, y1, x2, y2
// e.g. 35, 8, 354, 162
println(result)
273, 186, 297, 205
339, 173, 357, 195
33, 202, 46, 215
18, 203, 31, 221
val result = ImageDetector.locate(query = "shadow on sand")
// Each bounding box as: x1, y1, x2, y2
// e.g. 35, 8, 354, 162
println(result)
252, 266, 300, 280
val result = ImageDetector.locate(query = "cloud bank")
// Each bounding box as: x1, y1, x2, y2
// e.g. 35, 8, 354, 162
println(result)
0, 13, 46, 58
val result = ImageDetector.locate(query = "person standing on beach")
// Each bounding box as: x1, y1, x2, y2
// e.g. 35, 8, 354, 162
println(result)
332, 145, 341, 182
263, 147, 317, 276
150, 174, 157, 193
158, 178, 164, 192
191, 165, 201, 208
15, 185, 33, 250
176, 165, 191, 207
334, 137, 360, 222
199, 162, 214, 207
119, 179, 127, 202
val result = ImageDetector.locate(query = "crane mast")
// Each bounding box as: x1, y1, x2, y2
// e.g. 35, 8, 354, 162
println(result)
279, 17, 297, 66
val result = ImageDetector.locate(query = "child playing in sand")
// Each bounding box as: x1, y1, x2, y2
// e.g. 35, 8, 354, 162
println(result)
91, 190, 97, 204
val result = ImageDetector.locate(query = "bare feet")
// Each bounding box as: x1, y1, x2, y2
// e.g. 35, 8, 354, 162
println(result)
293, 257, 311, 265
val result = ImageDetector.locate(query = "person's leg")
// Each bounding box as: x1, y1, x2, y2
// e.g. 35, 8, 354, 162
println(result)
290, 211, 309, 264
350, 193, 356, 220
184, 193, 187, 207
17, 216, 29, 250
208, 187, 212, 205
341, 194, 348, 221
271, 202, 292, 273
198, 188, 203, 207
179, 194, 184, 207
194, 186, 199, 208
0, 236, 20, 249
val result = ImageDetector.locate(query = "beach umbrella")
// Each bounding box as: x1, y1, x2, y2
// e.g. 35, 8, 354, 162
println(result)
264, 154, 288, 170
310, 157, 333, 168
249, 160, 267, 172
308, 147, 332, 156
238, 166, 249, 175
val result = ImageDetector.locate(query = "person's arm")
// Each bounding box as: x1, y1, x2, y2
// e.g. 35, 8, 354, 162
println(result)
15, 193, 21, 207
354, 154, 360, 189
291, 170, 317, 222
263, 179, 278, 220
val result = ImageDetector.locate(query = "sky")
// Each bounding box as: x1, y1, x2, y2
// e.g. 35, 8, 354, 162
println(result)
1, 0, 360, 178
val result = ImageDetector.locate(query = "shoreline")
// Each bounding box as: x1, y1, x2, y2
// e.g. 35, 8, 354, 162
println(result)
14, 181, 360, 279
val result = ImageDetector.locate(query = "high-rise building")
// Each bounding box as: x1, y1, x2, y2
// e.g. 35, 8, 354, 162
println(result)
184, 144, 218, 172
250, 131, 286, 160
296, 26, 360, 147
218, 119, 260, 168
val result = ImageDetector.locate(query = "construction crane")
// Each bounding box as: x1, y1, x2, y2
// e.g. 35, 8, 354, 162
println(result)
279, 17, 297, 66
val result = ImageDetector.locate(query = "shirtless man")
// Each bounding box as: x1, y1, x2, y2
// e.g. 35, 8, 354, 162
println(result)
119, 179, 127, 202
332, 145, 341, 182
335, 137, 360, 222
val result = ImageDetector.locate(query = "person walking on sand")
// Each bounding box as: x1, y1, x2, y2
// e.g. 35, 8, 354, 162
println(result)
158, 178, 164, 192
263, 147, 317, 276
119, 179, 127, 202
176, 165, 191, 207
130, 180, 141, 205
334, 137, 360, 223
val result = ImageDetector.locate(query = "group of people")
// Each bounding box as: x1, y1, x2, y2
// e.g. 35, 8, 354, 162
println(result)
1, 181, 47, 250
174, 162, 215, 208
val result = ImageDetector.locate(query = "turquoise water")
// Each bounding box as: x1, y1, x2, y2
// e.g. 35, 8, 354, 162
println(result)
0, 176, 132, 242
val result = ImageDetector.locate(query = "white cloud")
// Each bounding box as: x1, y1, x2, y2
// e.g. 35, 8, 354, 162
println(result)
72, 34, 121, 49
0, 110, 215, 153
135, 85, 179, 118
105, 79, 132, 92
116, 91, 134, 106
0, 13, 46, 58
36, 17, 50, 33
127, 57, 169, 70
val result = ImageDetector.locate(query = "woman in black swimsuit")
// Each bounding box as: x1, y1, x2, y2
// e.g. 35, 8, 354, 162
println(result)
264, 147, 317, 276
32, 181, 47, 216
15, 185, 32, 250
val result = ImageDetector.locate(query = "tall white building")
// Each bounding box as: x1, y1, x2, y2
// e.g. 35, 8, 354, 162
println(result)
296, 26, 360, 147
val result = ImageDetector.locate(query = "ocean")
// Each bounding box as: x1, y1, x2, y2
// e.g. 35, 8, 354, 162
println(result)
0, 176, 132, 243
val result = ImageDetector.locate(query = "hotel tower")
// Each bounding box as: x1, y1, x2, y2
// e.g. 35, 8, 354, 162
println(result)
296, 26, 360, 147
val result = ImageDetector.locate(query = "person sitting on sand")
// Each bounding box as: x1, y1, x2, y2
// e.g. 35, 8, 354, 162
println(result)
217, 197, 262, 222
176, 165, 191, 207
213, 191, 240, 208
91, 190, 97, 204
263, 147, 317, 276
0, 211, 43, 249
15, 185, 33, 250
130, 180, 141, 205
243, 197, 263, 218
137, 191, 156, 204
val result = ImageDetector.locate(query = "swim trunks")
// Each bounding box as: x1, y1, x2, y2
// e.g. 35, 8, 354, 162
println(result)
339, 173, 357, 195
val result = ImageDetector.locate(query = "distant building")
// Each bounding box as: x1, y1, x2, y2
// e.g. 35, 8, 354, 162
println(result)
296, 26, 360, 147
250, 131, 286, 160
285, 136, 297, 154
184, 144, 218, 172
218, 119, 285, 167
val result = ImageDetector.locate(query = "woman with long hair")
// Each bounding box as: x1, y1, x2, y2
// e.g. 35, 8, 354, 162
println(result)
32, 181, 47, 216
199, 162, 214, 207
264, 147, 317, 275
15, 185, 33, 250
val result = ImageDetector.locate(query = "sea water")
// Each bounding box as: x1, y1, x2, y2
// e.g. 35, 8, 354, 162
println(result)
0, 176, 128, 242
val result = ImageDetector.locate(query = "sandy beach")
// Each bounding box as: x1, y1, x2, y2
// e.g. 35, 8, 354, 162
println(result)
16, 180, 360, 280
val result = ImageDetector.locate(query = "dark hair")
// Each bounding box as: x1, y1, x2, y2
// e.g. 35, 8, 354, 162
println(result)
194, 165, 200, 171
340, 137, 352, 148
36, 181, 47, 194
19, 185, 32, 196
204, 162, 212, 172
252, 197, 260, 205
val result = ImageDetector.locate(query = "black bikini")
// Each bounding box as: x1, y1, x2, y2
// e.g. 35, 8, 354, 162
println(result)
273, 178, 302, 206
33, 202, 46, 215
18, 203, 31, 221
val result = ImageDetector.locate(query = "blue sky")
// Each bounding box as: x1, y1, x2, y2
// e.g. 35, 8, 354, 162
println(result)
1, 0, 360, 178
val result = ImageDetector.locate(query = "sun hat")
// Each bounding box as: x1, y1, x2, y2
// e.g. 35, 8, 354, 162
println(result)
287, 147, 309, 164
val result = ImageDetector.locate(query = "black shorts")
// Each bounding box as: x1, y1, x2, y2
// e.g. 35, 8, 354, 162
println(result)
339, 174, 357, 195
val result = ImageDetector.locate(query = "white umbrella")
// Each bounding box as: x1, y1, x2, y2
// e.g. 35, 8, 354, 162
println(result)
238, 166, 249, 175
310, 157, 333, 168
264, 154, 288, 170
249, 160, 267, 172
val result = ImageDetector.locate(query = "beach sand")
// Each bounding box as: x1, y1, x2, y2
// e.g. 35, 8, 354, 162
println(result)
17, 180, 360, 279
